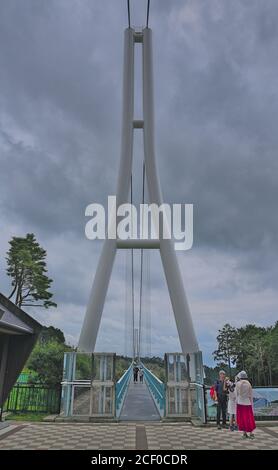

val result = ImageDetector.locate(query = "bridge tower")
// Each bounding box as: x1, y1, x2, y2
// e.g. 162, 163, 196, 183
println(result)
78, 24, 199, 358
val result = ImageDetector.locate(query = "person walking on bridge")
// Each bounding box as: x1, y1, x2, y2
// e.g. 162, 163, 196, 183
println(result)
133, 365, 139, 383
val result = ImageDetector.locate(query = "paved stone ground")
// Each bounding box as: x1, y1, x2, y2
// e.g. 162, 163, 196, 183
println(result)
146, 424, 278, 450
0, 422, 277, 450
120, 381, 160, 421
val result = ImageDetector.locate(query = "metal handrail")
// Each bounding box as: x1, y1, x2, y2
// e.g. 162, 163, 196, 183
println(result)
115, 363, 133, 416
141, 363, 165, 416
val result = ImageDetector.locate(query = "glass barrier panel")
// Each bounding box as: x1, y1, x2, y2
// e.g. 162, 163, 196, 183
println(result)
93, 355, 115, 382
60, 384, 72, 416
167, 386, 190, 415
62, 352, 75, 381
190, 384, 205, 422
91, 385, 114, 415
166, 353, 188, 383
72, 386, 91, 415
74, 353, 92, 381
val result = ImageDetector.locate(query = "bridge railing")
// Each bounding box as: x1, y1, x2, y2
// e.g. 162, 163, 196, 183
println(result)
141, 363, 165, 417
61, 352, 116, 418
205, 385, 278, 422
190, 382, 206, 424
115, 363, 133, 417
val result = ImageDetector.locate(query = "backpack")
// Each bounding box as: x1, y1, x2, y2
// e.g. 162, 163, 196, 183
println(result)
210, 385, 218, 401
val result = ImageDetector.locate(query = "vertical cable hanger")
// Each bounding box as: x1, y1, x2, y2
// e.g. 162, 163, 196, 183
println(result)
127, 0, 151, 29
127, 0, 131, 28
146, 0, 151, 28
130, 174, 135, 360
138, 163, 146, 361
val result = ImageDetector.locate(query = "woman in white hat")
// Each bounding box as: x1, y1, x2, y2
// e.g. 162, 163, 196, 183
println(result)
236, 371, 256, 439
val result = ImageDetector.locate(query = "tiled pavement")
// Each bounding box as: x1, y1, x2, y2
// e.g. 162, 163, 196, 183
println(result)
0, 423, 136, 450
0, 422, 277, 450
145, 424, 278, 450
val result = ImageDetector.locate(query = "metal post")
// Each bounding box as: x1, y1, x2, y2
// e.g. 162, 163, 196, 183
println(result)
203, 384, 208, 424
142, 28, 199, 356
0, 336, 9, 421
78, 29, 135, 353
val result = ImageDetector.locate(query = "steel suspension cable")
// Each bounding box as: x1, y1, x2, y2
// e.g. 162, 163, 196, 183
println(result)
130, 174, 135, 360
127, 0, 131, 28
138, 162, 146, 360
146, 0, 151, 28
127, 0, 151, 29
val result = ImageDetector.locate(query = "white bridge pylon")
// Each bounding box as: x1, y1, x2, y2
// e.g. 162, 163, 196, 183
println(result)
78, 28, 199, 355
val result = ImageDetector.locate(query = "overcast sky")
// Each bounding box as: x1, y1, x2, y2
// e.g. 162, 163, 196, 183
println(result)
0, 0, 277, 365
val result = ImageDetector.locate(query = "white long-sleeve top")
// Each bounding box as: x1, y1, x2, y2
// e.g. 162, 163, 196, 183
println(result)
236, 379, 253, 406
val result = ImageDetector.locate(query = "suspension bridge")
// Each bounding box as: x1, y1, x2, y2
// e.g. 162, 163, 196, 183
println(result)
61, 1, 205, 424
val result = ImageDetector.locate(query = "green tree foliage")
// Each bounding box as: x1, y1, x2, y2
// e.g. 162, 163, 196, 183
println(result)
39, 326, 65, 345
115, 356, 131, 381
142, 356, 165, 382
213, 322, 278, 386
213, 323, 238, 375
204, 364, 237, 385
26, 325, 71, 385
27, 340, 70, 386
6, 233, 57, 309
75, 354, 92, 380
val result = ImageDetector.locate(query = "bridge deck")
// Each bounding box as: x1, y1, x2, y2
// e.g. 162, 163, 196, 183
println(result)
120, 380, 161, 421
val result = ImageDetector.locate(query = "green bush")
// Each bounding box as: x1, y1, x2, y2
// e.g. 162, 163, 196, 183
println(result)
27, 340, 71, 386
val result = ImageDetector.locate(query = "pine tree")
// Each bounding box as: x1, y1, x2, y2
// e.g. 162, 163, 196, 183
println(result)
6, 233, 57, 309
213, 323, 238, 376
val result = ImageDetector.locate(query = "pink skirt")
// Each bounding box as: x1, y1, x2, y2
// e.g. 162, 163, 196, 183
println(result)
236, 404, 256, 432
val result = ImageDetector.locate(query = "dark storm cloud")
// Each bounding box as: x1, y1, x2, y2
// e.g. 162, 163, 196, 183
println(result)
1, 0, 277, 254
151, 0, 278, 275
0, 0, 125, 235
0, 0, 277, 359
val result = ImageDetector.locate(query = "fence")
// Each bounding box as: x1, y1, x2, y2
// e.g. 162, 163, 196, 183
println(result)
4, 384, 61, 414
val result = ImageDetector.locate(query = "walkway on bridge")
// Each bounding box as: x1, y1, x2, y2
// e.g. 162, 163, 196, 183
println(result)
120, 380, 161, 421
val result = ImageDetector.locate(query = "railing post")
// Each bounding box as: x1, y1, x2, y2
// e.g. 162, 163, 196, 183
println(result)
14, 383, 20, 413
203, 384, 208, 424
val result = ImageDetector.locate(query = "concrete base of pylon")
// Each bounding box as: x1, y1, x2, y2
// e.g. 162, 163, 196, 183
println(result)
161, 416, 192, 423
47, 415, 120, 423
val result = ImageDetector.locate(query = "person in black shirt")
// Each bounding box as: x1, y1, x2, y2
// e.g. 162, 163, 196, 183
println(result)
214, 370, 228, 429
133, 365, 139, 383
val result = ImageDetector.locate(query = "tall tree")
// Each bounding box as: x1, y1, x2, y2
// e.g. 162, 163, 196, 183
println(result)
6, 233, 57, 309
213, 323, 238, 376
235, 324, 267, 385
213, 323, 278, 386
27, 340, 69, 385
39, 326, 65, 345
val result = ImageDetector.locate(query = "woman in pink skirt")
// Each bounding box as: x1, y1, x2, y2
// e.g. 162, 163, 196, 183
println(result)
236, 371, 256, 439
